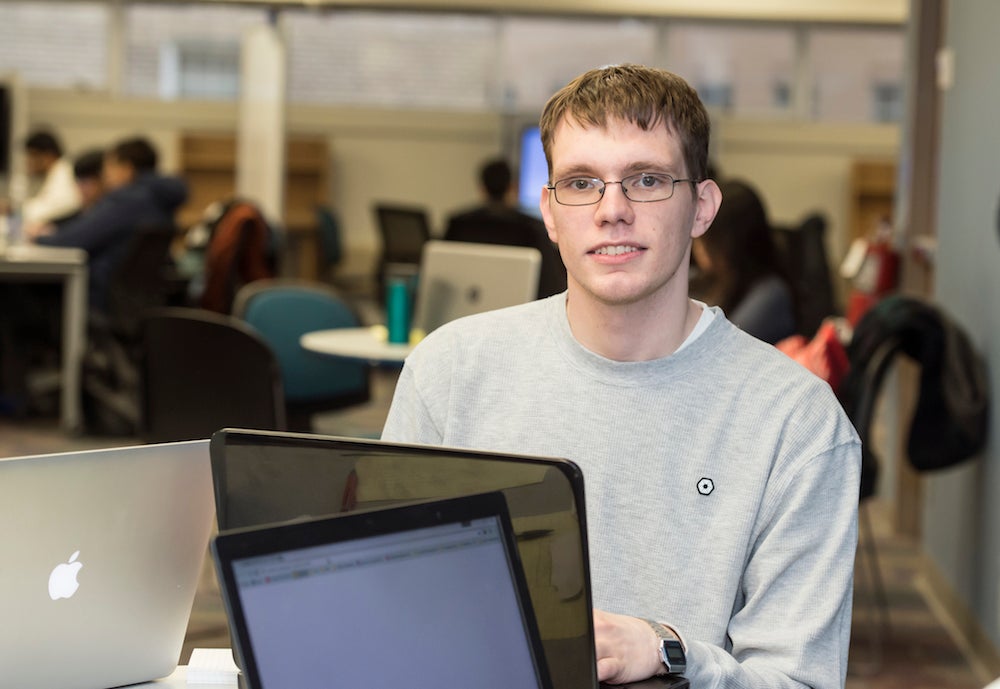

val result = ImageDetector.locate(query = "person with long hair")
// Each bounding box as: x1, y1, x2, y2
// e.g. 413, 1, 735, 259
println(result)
691, 178, 797, 344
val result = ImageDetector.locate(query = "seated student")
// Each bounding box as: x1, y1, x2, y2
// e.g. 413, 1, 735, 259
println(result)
66, 149, 106, 217
690, 178, 797, 344
16, 130, 82, 234
383, 64, 860, 687
34, 137, 187, 312
445, 157, 566, 298
0, 145, 104, 416
26, 148, 107, 236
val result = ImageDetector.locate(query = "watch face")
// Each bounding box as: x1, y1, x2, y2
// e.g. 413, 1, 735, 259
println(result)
664, 641, 685, 664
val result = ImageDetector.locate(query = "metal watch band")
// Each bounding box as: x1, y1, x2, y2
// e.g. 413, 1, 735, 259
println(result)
642, 618, 687, 676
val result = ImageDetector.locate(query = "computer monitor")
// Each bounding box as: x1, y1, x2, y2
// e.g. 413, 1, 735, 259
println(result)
517, 125, 548, 217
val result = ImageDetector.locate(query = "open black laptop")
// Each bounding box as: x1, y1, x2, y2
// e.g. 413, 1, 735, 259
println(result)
213, 492, 553, 689
210, 428, 688, 689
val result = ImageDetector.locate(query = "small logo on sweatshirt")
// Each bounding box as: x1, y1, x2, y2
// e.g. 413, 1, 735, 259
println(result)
697, 478, 715, 496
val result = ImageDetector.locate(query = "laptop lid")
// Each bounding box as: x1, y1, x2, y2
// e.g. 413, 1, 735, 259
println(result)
413, 240, 541, 333
210, 428, 593, 689
213, 491, 553, 689
0, 440, 216, 689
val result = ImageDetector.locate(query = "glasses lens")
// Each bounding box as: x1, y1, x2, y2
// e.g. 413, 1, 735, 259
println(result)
621, 173, 676, 202
554, 178, 603, 206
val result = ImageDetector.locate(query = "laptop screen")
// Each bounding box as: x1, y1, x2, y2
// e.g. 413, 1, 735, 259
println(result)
224, 504, 551, 689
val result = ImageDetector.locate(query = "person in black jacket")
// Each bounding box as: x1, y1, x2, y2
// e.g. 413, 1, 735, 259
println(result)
444, 158, 566, 298
34, 137, 187, 312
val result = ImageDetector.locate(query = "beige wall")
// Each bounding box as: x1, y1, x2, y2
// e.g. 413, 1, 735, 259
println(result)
717, 118, 900, 298
25, 88, 899, 288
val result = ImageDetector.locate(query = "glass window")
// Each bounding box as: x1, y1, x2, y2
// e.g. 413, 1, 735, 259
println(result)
497, 16, 658, 113
663, 22, 797, 117
0, 1, 906, 123
0, 2, 108, 90
808, 27, 905, 122
123, 3, 267, 100
284, 10, 497, 110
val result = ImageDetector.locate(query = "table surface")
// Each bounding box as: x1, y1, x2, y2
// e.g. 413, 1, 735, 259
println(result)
137, 663, 689, 688
0, 242, 88, 432
0, 243, 87, 269
137, 666, 237, 688
300, 325, 415, 364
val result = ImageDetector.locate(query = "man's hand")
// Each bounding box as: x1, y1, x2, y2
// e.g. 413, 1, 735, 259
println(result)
593, 609, 663, 684
24, 221, 55, 241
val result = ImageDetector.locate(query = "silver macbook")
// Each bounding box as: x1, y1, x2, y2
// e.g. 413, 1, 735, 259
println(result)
413, 240, 541, 333
0, 440, 216, 689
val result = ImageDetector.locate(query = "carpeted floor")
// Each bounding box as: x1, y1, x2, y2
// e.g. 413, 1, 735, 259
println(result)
848, 502, 990, 688
0, 367, 993, 687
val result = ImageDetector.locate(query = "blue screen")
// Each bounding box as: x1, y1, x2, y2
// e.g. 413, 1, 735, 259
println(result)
517, 126, 548, 218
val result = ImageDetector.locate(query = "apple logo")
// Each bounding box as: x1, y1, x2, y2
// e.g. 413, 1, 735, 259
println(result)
48, 550, 83, 601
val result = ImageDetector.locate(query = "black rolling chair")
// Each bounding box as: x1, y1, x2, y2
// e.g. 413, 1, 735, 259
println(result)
838, 335, 898, 667
837, 295, 990, 667
140, 307, 286, 443
103, 224, 182, 338
315, 205, 344, 279
373, 203, 430, 301
82, 224, 181, 435
772, 213, 840, 338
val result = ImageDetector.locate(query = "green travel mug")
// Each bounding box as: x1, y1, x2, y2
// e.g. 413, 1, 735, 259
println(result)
386, 277, 410, 344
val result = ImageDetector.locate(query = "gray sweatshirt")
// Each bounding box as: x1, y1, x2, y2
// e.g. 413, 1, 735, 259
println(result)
382, 294, 861, 689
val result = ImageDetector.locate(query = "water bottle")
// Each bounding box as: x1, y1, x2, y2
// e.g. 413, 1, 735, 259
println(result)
386, 277, 411, 344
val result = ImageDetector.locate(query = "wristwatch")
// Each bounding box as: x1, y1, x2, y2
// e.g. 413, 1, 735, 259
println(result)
643, 619, 687, 676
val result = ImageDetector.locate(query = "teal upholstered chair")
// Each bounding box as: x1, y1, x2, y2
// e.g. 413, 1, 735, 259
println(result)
233, 279, 370, 431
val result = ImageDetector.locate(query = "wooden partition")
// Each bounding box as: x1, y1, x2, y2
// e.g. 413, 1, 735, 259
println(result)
849, 159, 897, 242
178, 133, 330, 280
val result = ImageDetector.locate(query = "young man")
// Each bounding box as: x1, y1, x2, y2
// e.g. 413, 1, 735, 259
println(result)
382, 64, 860, 688
34, 137, 187, 311
20, 130, 82, 230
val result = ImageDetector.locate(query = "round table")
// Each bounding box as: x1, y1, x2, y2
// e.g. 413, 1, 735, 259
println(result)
300, 326, 415, 364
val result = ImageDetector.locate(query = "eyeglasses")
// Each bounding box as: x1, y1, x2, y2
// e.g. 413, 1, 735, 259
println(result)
547, 173, 698, 206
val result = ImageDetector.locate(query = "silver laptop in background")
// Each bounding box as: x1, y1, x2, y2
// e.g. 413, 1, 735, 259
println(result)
413, 240, 541, 333
0, 440, 216, 689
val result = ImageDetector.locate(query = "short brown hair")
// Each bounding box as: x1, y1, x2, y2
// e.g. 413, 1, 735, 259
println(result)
539, 64, 711, 183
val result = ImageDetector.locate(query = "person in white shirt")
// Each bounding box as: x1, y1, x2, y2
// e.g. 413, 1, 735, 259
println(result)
20, 130, 82, 231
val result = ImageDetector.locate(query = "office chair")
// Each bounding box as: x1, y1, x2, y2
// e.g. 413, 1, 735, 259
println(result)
837, 296, 988, 669
772, 213, 839, 338
82, 224, 180, 435
199, 199, 275, 314
103, 224, 181, 338
232, 279, 370, 432
140, 307, 286, 443
373, 203, 430, 301
314, 205, 370, 297
315, 205, 344, 278
838, 334, 898, 669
